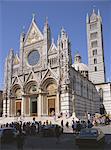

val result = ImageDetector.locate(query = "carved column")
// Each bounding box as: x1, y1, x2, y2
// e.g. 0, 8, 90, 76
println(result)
38, 90, 42, 116
21, 96, 25, 116
56, 91, 60, 115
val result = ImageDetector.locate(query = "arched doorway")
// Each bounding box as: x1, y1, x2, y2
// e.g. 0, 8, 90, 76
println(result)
24, 81, 38, 116
47, 84, 56, 115
41, 78, 58, 116
10, 84, 22, 116
15, 88, 22, 116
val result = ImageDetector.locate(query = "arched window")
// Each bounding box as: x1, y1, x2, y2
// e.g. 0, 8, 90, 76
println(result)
95, 66, 97, 71
94, 58, 97, 64
99, 88, 103, 102
81, 80, 83, 96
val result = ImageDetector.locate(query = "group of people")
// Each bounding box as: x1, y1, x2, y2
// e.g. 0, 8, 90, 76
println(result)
92, 115, 111, 126
60, 119, 93, 134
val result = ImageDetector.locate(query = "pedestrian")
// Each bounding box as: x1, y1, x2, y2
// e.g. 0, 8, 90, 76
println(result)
72, 121, 77, 134
66, 121, 69, 128
61, 120, 64, 133
61, 120, 64, 127
87, 120, 93, 128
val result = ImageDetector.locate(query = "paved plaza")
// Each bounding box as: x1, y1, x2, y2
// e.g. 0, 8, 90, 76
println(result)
0, 125, 111, 150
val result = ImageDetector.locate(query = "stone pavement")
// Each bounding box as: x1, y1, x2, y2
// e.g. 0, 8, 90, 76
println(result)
1, 125, 111, 150
1, 133, 111, 150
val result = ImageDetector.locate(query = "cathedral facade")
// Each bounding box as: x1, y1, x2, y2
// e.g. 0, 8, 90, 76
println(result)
3, 14, 100, 118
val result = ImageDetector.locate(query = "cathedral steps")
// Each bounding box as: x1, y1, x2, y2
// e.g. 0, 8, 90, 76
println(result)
0, 115, 79, 126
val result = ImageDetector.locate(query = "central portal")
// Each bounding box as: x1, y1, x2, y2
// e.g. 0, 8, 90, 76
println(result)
30, 97, 37, 116
48, 99, 55, 116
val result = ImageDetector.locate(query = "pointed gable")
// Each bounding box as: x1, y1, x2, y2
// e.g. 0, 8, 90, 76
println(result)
24, 17, 43, 46
12, 76, 22, 85
25, 70, 36, 82
13, 54, 20, 66
90, 9, 98, 22
48, 39, 57, 55
42, 67, 59, 82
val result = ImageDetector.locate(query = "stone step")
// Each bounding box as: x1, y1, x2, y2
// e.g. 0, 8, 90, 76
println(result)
0, 115, 79, 126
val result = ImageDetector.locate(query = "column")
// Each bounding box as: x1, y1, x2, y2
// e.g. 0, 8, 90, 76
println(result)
38, 91, 42, 117
21, 96, 25, 116
56, 91, 60, 115
72, 93, 76, 117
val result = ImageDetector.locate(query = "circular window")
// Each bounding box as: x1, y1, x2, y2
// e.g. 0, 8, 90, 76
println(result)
28, 50, 40, 66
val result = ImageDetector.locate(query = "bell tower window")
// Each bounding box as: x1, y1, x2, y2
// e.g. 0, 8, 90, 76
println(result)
95, 66, 97, 71
94, 58, 97, 64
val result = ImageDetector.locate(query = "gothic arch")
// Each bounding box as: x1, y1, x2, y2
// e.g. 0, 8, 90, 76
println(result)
11, 84, 22, 96
41, 77, 57, 90
23, 80, 38, 94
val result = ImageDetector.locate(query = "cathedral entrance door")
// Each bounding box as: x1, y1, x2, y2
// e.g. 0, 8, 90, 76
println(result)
16, 101, 21, 116
48, 99, 55, 116
30, 97, 37, 116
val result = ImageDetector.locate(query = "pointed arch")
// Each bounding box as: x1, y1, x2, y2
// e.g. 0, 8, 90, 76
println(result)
23, 80, 38, 94
41, 77, 57, 90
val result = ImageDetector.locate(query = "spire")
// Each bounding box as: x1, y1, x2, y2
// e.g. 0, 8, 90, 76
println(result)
44, 16, 50, 31
22, 25, 25, 33
45, 16, 48, 26
86, 13, 89, 23
93, 9, 95, 13
61, 26, 65, 33
32, 13, 36, 22
52, 38, 54, 44
98, 9, 100, 16
21, 25, 25, 37
8, 48, 14, 59
61, 26, 67, 38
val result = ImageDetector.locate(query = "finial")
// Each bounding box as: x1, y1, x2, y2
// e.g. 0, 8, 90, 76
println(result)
32, 13, 36, 21
98, 9, 100, 16
46, 16, 48, 23
86, 13, 89, 23
52, 38, 54, 43
61, 27, 65, 34
93, 5, 96, 13
75, 50, 79, 55
45, 16, 48, 26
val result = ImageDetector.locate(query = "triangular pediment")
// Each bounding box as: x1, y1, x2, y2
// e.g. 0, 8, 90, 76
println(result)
42, 67, 58, 82
25, 71, 36, 82
24, 19, 43, 46
12, 76, 22, 85
48, 41, 57, 55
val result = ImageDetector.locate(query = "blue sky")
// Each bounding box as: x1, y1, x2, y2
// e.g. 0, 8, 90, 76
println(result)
0, 0, 111, 90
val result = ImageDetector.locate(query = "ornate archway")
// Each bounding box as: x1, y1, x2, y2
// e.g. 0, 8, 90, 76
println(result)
23, 80, 38, 116
10, 84, 22, 116
41, 77, 58, 116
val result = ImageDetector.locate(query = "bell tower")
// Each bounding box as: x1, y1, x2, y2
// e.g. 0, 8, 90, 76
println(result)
87, 9, 106, 84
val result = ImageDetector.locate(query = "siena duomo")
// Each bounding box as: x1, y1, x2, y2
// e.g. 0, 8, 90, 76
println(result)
3, 9, 111, 118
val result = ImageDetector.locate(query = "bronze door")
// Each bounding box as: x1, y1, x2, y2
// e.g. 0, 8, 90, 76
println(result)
48, 99, 55, 116
16, 101, 21, 116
